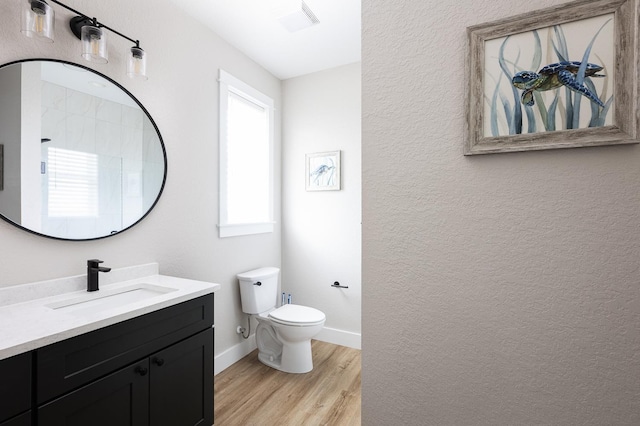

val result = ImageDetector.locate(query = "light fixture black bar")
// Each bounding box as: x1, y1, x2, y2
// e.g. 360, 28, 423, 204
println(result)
48, 0, 84, 19
48, 0, 140, 47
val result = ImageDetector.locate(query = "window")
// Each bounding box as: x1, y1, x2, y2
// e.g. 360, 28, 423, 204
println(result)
218, 70, 275, 237
47, 147, 99, 217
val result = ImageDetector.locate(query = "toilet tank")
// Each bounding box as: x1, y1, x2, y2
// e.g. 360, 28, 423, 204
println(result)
237, 267, 280, 314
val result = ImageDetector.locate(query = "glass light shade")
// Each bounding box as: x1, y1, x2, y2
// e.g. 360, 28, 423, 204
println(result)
127, 46, 148, 80
21, 0, 54, 42
81, 25, 108, 64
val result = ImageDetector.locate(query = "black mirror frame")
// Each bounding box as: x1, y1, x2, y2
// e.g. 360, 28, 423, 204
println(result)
0, 58, 167, 241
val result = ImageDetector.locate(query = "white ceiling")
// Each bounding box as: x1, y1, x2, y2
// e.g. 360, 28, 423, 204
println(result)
166, 0, 361, 80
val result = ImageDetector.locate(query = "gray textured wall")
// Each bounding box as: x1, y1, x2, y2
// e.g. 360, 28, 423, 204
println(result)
362, 0, 640, 424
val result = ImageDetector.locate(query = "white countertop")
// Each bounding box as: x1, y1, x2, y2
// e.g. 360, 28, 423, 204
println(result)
0, 264, 220, 361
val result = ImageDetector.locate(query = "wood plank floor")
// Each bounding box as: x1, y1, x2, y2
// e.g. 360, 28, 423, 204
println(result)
214, 340, 361, 426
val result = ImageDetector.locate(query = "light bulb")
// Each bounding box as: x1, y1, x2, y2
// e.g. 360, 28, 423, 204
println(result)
34, 13, 44, 33
91, 35, 100, 57
132, 58, 142, 74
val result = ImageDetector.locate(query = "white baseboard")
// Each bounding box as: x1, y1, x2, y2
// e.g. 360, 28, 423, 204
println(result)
316, 327, 361, 350
214, 326, 361, 375
214, 337, 257, 375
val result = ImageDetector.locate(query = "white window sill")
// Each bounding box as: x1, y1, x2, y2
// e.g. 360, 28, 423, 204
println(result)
218, 222, 275, 238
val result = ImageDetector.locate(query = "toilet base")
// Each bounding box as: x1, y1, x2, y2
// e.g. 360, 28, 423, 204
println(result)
254, 310, 325, 374
257, 351, 280, 370
258, 339, 313, 374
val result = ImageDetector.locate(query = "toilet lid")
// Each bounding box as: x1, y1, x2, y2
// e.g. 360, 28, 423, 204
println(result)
269, 304, 325, 325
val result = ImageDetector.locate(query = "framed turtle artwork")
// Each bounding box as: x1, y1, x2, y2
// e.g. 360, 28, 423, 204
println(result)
464, 0, 640, 155
306, 151, 341, 191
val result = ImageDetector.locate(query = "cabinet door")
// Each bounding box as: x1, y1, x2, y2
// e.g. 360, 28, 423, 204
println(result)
0, 352, 31, 423
150, 329, 213, 426
39, 360, 150, 426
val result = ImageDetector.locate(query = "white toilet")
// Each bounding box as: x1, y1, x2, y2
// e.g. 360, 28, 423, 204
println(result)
237, 267, 326, 373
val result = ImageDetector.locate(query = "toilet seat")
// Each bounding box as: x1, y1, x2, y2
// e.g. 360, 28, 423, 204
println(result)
268, 304, 326, 327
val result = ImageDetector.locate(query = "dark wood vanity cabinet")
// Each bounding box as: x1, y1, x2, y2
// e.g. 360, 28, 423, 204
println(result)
38, 329, 213, 426
1, 294, 214, 426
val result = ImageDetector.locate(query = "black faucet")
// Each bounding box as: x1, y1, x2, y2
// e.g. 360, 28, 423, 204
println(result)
87, 259, 111, 292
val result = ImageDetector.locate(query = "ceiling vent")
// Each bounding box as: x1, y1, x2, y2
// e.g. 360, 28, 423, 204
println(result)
277, 1, 320, 33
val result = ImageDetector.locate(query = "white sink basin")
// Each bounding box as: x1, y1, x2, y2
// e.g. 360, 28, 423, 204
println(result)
46, 283, 178, 316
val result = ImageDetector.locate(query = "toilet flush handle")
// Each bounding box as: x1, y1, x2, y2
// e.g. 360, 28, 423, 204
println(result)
254, 281, 262, 286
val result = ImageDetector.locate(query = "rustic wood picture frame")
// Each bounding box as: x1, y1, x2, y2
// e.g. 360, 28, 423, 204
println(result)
465, 0, 639, 155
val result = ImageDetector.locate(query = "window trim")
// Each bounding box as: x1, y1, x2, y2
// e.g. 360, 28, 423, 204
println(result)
218, 69, 275, 238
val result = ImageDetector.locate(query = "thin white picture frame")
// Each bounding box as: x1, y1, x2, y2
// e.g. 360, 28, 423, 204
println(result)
305, 150, 341, 191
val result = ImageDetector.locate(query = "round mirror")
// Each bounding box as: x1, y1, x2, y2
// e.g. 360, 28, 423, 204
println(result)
0, 59, 166, 240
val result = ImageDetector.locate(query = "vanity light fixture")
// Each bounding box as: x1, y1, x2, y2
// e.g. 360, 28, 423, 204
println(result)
21, 0, 55, 42
127, 46, 147, 80
20, 0, 148, 80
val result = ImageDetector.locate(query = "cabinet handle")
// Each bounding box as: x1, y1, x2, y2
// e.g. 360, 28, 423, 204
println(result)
153, 357, 165, 366
135, 365, 148, 376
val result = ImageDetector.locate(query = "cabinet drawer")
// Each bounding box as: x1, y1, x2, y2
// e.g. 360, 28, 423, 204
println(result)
0, 352, 31, 423
37, 294, 213, 403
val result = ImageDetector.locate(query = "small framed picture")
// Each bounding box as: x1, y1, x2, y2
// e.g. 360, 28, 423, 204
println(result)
305, 150, 341, 191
